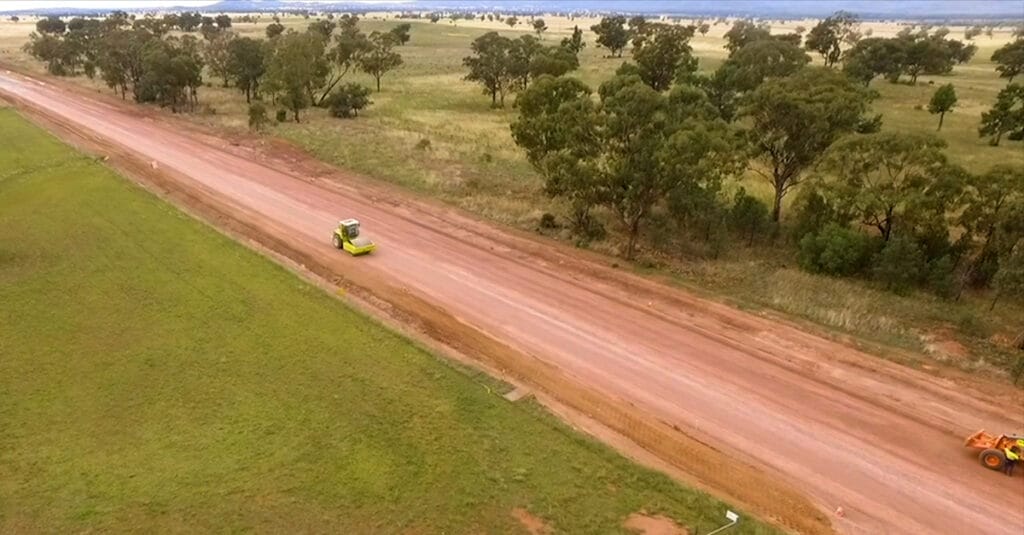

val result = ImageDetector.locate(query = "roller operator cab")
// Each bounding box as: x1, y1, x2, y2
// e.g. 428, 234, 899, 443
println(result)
332, 219, 376, 256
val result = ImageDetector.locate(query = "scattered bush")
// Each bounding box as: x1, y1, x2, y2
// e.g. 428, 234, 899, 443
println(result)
728, 188, 769, 246
789, 188, 846, 244
275, 109, 288, 122
414, 138, 431, 150
539, 212, 559, 229
798, 224, 874, 276
326, 83, 372, 118
247, 102, 268, 132
872, 235, 926, 294
927, 255, 958, 299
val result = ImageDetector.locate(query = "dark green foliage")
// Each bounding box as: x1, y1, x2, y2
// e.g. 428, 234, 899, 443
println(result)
36, 16, 66, 35
532, 18, 547, 37
528, 44, 579, 79
464, 32, 515, 107
872, 235, 926, 294
512, 74, 744, 258
927, 255, 958, 299
799, 224, 874, 276
804, 11, 859, 67
788, 188, 848, 243
265, 22, 284, 38
389, 22, 412, 45
214, 14, 232, 30
991, 39, 1024, 83
177, 11, 202, 32
203, 30, 234, 87
226, 37, 266, 103
25, 33, 71, 75
843, 37, 907, 85
358, 31, 403, 92
590, 16, 629, 57
326, 83, 372, 118
309, 15, 370, 106
729, 188, 770, 245
199, 16, 219, 41
264, 31, 325, 122
135, 36, 204, 112
307, 19, 337, 40
631, 23, 697, 91
928, 83, 957, 130
979, 84, 1024, 146
843, 33, 974, 85
275, 108, 288, 122
743, 67, 874, 222
903, 37, 954, 83
992, 246, 1024, 310
714, 37, 810, 94
723, 19, 771, 56
247, 101, 268, 131
561, 25, 585, 54
958, 165, 1024, 287
819, 132, 961, 242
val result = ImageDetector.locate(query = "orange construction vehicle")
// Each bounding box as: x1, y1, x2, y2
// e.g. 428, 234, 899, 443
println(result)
964, 430, 1024, 471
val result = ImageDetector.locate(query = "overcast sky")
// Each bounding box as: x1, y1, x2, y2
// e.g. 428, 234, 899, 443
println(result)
1, 1, 218, 10
2, 0, 1020, 17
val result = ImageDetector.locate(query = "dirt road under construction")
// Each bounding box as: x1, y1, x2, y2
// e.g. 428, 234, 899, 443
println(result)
2, 70, 1022, 535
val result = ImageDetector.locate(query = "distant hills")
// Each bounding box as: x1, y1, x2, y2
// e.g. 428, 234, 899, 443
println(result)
2, 0, 1022, 21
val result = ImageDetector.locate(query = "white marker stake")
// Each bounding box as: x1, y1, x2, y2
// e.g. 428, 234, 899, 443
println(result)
706, 510, 740, 535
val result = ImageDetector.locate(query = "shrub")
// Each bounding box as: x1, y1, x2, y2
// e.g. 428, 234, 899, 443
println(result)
275, 109, 288, 122
926, 255, 957, 299
414, 138, 431, 150
539, 212, 559, 229
728, 188, 769, 246
798, 224, 873, 276
872, 235, 926, 294
247, 102, 268, 132
326, 83, 372, 118
789, 188, 845, 244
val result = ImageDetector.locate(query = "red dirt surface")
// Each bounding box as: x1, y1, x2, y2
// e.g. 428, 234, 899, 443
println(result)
2, 71, 1022, 535
623, 512, 688, 534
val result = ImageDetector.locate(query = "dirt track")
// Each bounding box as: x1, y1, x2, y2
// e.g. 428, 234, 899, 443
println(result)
2, 70, 1022, 535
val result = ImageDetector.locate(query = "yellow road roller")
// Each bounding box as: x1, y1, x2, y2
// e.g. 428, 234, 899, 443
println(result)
332, 219, 376, 256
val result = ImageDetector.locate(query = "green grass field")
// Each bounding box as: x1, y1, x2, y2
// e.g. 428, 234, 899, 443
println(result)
1, 15, 1021, 379
0, 108, 777, 534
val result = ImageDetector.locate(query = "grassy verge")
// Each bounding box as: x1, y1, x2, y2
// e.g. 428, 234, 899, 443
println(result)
1, 16, 1021, 379
0, 108, 777, 534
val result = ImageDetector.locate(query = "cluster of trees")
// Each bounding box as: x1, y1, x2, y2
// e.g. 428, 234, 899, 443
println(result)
27, 13, 204, 111
506, 15, 1024, 309
255, 15, 404, 120
25, 12, 408, 122
462, 26, 584, 107
842, 28, 977, 85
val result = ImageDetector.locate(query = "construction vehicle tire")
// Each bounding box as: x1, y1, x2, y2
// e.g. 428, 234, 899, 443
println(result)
332, 234, 343, 249
979, 448, 1006, 471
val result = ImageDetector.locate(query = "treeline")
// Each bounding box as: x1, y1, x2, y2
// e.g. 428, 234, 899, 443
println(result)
501, 14, 1024, 313
462, 26, 584, 106
25, 12, 408, 121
